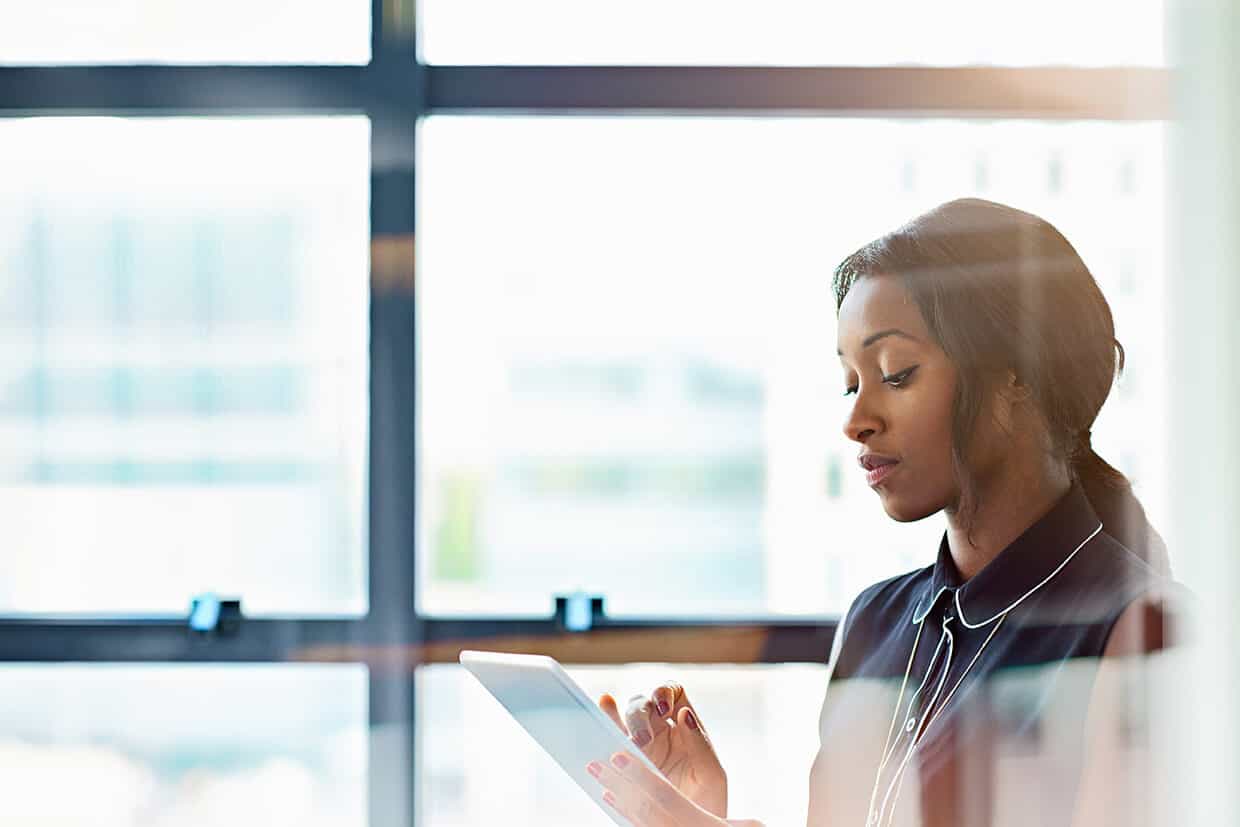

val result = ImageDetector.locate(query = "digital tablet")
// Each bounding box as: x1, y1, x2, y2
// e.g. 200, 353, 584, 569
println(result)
459, 650, 666, 825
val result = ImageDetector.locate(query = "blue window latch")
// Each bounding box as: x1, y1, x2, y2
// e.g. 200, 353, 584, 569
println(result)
188, 593, 243, 636
554, 592, 605, 632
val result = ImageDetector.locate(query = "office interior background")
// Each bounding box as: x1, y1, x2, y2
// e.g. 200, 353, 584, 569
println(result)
1, 0, 1238, 825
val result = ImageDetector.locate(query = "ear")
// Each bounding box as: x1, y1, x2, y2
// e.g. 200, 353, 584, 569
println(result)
988, 371, 1031, 436
1001, 369, 1031, 399
1001, 369, 1034, 404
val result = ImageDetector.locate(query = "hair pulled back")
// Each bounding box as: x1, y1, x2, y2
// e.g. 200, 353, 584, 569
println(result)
833, 198, 1169, 573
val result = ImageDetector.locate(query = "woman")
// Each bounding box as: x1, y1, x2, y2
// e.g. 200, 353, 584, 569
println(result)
584, 198, 1179, 827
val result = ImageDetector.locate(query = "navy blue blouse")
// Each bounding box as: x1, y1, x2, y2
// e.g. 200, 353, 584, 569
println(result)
820, 483, 1171, 827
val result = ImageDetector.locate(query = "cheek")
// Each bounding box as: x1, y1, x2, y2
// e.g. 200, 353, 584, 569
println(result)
909, 381, 957, 463
883, 378, 959, 516
857, 361, 963, 520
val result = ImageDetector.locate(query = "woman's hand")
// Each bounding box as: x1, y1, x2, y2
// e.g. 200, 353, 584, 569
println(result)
596, 683, 728, 818
586, 748, 764, 827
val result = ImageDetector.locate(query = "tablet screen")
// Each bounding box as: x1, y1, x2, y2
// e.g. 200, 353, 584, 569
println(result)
460, 650, 664, 825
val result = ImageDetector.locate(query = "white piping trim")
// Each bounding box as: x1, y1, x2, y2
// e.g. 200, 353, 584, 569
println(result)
866, 520, 1103, 826
882, 615, 1007, 827
877, 620, 928, 766
911, 521, 1103, 628
868, 624, 932, 823
912, 585, 952, 624
956, 522, 1102, 628
920, 612, 1007, 740
865, 622, 941, 825
876, 618, 955, 827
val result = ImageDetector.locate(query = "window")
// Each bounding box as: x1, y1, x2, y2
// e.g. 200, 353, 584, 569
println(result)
0, 2, 371, 65
418, 116, 1167, 618
0, 117, 370, 615
0, 665, 367, 826
0, 4, 1172, 827
420, 0, 1165, 66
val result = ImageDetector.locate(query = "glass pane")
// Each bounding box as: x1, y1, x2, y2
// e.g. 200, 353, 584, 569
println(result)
0, 117, 370, 615
420, 0, 1165, 66
418, 662, 827, 827
417, 116, 1166, 618
0, 1, 370, 65
0, 664, 367, 826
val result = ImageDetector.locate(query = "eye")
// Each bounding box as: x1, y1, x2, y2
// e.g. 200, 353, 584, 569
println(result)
882, 365, 919, 387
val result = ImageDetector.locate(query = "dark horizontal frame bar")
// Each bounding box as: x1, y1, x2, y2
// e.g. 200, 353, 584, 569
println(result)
0, 617, 836, 666
0, 617, 365, 662
0, 66, 373, 113
422, 66, 1170, 119
0, 65, 1168, 119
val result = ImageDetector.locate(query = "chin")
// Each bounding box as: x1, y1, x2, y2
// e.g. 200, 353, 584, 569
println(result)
877, 489, 942, 523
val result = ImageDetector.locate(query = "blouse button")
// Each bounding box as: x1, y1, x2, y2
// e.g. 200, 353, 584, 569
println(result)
905, 717, 917, 733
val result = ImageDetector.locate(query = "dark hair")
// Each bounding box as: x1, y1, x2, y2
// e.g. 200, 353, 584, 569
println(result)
832, 197, 1170, 574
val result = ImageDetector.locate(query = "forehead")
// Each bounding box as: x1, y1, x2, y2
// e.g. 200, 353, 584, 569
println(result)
836, 275, 931, 353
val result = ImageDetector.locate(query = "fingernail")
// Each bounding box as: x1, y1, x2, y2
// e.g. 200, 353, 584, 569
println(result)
633, 729, 652, 747
685, 710, 699, 731
611, 753, 631, 770
656, 701, 670, 716
603, 791, 617, 808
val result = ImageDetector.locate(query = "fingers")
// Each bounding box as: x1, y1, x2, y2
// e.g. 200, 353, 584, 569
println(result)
599, 693, 629, 736
587, 751, 715, 827
616, 681, 714, 757
625, 693, 670, 749
652, 682, 710, 739
673, 705, 719, 760
651, 682, 716, 753
651, 682, 686, 722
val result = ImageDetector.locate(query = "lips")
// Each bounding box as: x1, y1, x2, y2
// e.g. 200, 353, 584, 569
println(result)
859, 453, 900, 487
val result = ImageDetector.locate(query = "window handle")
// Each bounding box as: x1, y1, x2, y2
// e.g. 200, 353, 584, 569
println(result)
554, 592, 605, 632
188, 593, 243, 636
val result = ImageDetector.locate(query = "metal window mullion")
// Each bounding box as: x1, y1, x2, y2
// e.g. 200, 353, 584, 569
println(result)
0, 65, 1169, 119
367, 0, 422, 822
0, 65, 369, 113
422, 65, 1169, 119
0, 618, 361, 662
0, 616, 838, 663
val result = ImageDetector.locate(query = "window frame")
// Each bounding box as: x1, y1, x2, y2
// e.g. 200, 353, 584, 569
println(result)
0, 4, 1169, 826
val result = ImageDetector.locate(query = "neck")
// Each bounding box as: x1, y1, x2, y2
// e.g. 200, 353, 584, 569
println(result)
944, 464, 1072, 581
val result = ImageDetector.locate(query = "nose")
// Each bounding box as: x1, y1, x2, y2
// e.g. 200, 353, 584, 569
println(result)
843, 388, 883, 444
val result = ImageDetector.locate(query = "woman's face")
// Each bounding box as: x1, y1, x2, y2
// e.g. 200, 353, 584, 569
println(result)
836, 275, 961, 522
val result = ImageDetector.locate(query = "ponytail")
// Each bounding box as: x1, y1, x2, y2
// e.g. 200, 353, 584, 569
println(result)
1072, 431, 1171, 576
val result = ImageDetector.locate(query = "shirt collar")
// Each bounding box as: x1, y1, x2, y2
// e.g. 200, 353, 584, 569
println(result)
912, 483, 1104, 628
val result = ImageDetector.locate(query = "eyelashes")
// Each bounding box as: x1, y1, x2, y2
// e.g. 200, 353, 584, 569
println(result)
883, 364, 919, 387
842, 364, 920, 396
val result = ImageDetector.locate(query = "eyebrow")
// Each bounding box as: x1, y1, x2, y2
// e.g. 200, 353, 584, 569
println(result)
836, 328, 921, 356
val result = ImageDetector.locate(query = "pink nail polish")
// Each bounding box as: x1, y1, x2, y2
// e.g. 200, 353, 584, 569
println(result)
587, 762, 603, 778
685, 710, 699, 731
603, 791, 617, 808
657, 700, 670, 716
611, 753, 631, 770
